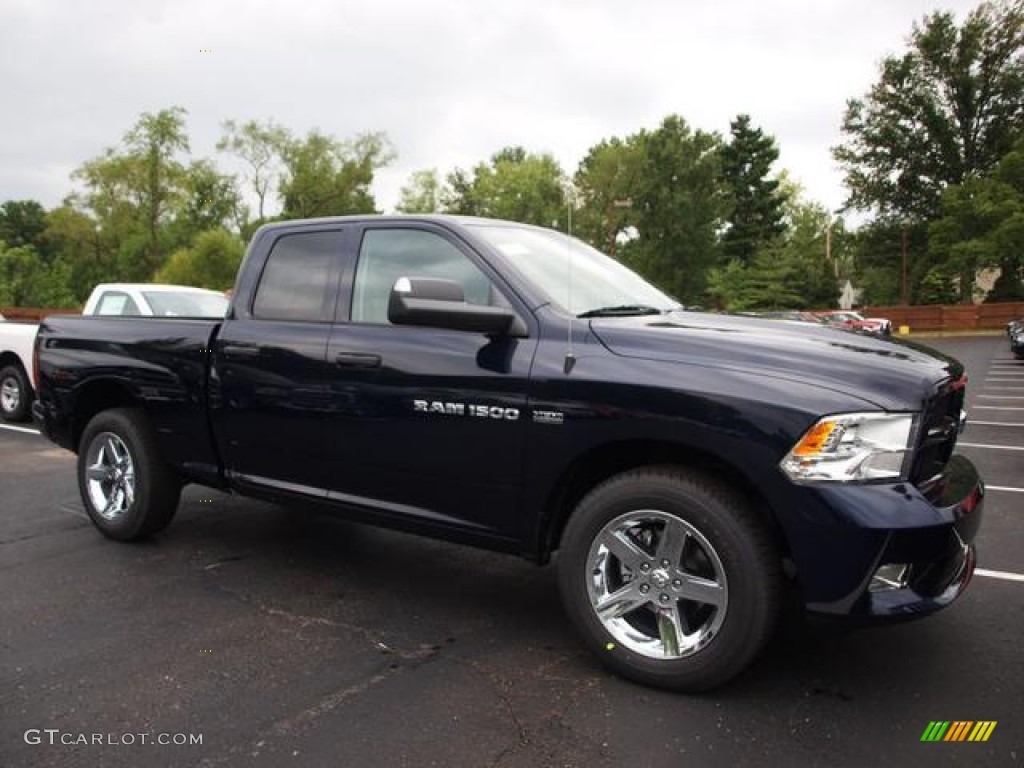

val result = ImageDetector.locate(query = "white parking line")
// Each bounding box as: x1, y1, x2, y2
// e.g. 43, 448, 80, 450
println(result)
988, 486, 1024, 493
970, 420, 1024, 426
958, 442, 1024, 451
0, 423, 40, 435
977, 395, 1024, 400
976, 569, 1024, 584
975, 405, 1024, 411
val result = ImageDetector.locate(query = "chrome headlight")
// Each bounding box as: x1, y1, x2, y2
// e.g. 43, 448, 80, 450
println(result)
780, 412, 916, 483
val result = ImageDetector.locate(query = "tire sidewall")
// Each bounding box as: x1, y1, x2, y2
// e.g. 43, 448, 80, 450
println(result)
0, 365, 31, 422
559, 471, 778, 691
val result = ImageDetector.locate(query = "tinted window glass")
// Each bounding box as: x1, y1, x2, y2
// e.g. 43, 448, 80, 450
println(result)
253, 231, 338, 321
352, 229, 492, 325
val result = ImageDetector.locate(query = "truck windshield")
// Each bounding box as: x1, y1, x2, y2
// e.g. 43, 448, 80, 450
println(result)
468, 224, 678, 317
142, 291, 229, 317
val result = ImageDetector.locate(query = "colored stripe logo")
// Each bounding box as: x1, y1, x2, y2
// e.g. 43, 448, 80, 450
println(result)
921, 721, 997, 742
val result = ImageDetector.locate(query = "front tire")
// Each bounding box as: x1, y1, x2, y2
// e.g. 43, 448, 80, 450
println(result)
558, 467, 782, 691
77, 408, 181, 541
0, 364, 32, 422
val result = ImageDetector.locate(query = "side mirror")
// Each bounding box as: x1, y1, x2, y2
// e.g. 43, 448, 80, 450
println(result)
387, 277, 526, 337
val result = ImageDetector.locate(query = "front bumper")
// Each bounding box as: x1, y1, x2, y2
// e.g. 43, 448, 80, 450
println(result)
781, 455, 984, 619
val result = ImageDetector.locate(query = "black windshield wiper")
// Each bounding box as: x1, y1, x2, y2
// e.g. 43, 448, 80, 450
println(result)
577, 305, 665, 318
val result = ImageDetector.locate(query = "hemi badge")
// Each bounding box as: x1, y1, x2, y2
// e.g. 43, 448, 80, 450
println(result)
533, 410, 564, 425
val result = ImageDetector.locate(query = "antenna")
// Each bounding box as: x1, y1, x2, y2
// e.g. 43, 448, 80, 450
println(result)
563, 201, 576, 375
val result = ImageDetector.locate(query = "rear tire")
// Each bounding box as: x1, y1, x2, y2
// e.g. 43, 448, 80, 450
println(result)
0, 364, 32, 422
558, 466, 782, 691
77, 408, 181, 541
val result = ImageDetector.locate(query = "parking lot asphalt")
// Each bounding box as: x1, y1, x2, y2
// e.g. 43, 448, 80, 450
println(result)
1, 336, 1021, 768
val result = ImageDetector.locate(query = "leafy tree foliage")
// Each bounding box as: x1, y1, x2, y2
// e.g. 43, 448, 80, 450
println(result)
0, 200, 49, 255
217, 119, 289, 221
156, 230, 244, 291
396, 169, 441, 213
930, 138, 1024, 300
70, 107, 192, 281
835, 0, 1024, 220
39, 205, 110, 304
442, 147, 569, 228
629, 116, 725, 303
719, 115, 787, 264
0, 242, 77, 307
278, 131, 393, 219
572, 136, 645, 255
847, 220, 928, 306
707, 190, 842, 310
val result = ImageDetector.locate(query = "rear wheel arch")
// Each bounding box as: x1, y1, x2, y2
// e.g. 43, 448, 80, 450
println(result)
69, 380, 139, 452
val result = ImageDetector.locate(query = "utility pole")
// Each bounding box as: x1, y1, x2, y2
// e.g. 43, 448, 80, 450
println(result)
900, 222, 910, 305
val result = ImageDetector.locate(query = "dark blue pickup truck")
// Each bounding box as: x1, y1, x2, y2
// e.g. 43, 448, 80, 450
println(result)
33, 215, 984, 691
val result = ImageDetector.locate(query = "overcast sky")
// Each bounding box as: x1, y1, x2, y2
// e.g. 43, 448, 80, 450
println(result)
0, 0, 983, 220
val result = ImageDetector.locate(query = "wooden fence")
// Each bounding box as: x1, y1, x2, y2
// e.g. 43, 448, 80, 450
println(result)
862, 302, 1024, 332
0, 307, 80, 323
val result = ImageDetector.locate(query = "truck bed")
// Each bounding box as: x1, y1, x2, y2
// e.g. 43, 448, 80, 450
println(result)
34, 315, 224, 484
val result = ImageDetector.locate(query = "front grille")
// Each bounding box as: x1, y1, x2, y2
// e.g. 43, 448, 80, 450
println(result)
910, 378, 965, 488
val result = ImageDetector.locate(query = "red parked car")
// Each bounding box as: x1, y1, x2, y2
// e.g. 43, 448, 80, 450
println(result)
816, 311, 892, 336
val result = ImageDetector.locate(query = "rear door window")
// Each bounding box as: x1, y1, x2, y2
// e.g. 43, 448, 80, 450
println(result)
252, 231, 341, 322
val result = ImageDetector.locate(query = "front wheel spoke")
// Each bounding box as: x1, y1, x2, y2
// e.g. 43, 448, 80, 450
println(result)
655, 520, 688, 567
674, 572, 726, 607
103, 491, 121, 517
86, 463, 110, 483
595, 583, 647, 621
121, 479, 134, 507
107, 437, 127, 465
657, 604, 685, 656
603, 529, 649, 570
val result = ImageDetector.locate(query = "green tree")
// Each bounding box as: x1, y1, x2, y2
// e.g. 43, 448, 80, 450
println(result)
72, 107, 191, 280
217, 119, 289, 221
929, 138, 1024, 301
279, 130, 394, 219
169, 160, 243, 246
707, 191, 842, 310
0, 200, 49, 256
834, 0, 1024, 220
155, 229, 244, 290
443, 147, 568, 228
573, 136, 645, 255
848, 220, 929, 306
719, 115, 787, 264
396, 169, 441, 213
40, 205, 110, 303
629, 116, 725, 303
0, 241, 77, 308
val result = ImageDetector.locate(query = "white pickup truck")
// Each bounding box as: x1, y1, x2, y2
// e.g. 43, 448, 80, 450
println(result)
0, 284, 228, 422
0, 314, 37, 421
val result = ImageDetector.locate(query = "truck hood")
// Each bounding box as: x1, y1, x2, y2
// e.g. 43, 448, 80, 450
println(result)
589, 311, 963, 411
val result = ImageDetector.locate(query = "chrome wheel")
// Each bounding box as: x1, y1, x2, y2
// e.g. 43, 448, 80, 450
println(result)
587, 509, 728, 660
0, 375, 20, 414
85, 432, 136, 521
